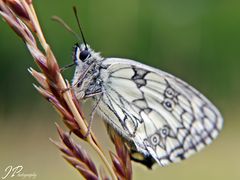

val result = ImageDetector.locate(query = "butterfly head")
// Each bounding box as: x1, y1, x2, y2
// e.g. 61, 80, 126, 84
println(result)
73, 43, 102, 66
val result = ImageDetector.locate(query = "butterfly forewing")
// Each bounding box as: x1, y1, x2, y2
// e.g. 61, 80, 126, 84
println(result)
96, 58, 223, 166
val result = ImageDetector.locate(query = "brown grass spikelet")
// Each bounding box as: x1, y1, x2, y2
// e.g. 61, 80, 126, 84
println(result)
110, 134, 132, 180
1, 1, 133, 179
50, 124, 100, 180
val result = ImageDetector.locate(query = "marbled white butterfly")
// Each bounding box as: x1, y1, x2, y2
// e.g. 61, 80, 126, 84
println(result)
72, 43, 223, 167
70, 7, 223, 167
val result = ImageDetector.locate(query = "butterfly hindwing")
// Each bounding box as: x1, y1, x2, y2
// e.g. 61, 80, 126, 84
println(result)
96, 58, 223, 166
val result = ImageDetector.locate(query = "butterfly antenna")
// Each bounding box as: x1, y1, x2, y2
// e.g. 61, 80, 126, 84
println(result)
51, 15, 81, 42
73, 6, 88, 49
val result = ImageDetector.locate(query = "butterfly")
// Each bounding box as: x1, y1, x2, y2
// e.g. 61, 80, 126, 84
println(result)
71, 43, 223, 167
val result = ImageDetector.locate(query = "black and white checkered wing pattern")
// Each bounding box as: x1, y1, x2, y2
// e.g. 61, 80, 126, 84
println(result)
97, 58, 223, 166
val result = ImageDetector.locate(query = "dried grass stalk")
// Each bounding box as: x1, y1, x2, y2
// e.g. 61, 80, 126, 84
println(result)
0, 1, 133, 179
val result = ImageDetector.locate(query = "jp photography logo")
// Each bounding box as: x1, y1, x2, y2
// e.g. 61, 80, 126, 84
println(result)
1, 165, 37, 179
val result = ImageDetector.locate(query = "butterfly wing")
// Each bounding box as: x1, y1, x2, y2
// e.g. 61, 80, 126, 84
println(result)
97, 58, 223, 166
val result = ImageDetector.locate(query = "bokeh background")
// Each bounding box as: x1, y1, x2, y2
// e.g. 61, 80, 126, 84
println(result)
0, 0, 239, 179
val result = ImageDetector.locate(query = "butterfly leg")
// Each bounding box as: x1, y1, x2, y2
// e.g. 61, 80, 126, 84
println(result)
82, 93, 103, 138
84, 91, 104, 99
61, 63, 95, 94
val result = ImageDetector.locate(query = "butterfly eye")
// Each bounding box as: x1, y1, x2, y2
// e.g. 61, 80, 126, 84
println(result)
79, 50, 90, 61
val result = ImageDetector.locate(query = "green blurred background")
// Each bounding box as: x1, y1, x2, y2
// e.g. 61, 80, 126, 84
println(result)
0, 0, 239, 179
